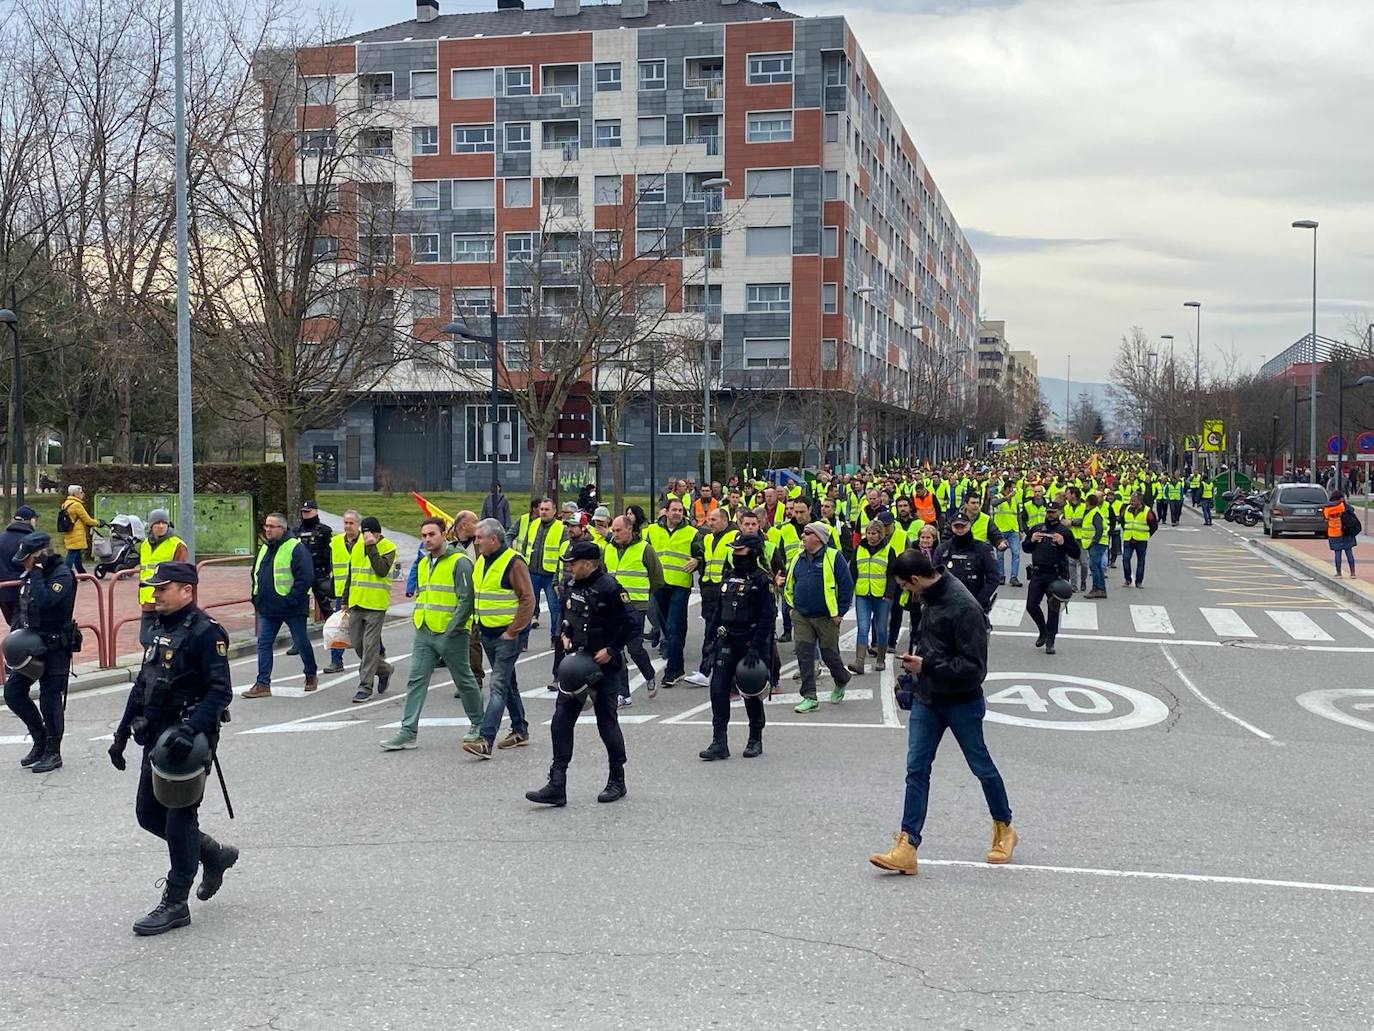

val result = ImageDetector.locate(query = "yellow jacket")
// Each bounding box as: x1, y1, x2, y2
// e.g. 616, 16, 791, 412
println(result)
61, 496, 100, 550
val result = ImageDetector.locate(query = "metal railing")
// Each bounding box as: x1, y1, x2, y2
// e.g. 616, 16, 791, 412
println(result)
542, 84, 579, 106
686, 134, 721, 156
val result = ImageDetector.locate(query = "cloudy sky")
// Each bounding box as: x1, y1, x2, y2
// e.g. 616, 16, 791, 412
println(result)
320, 0, 1374, 382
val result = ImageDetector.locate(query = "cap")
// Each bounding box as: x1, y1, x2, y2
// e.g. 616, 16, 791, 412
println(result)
875, 511, 894, 525
147, 508, 171, 526
804, 521, 832, 542
146, 560, 199, 586
301, 499, 318, 511
561, 501, 579, 514
14, 532, 50, 560
950, 511, 971, 526
565, 511, 590, 527
360, 516, 382, 534
732, 532, 764, 553
1045, 499, 1064, 511
562, 540, 602, 562
14, 505, 36, 520
593, 506, 611, 522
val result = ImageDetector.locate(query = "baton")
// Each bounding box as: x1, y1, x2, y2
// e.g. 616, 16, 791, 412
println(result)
212, 752, 235, 819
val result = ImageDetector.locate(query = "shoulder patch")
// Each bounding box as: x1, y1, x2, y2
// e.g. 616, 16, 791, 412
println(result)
216, 640, 228, 656
50, 582, 62, 592
620, 590, 631, 604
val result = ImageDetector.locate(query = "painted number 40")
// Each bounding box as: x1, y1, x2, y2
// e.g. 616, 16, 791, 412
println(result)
987, 684, 1113, 714
981, 673, 1168, 731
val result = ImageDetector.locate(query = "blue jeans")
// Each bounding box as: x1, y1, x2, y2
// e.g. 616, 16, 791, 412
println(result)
1088, 543, 1108, 591
854, 594, 890, 649
65, 549, 86, 574
1122, 540, 1147, 586
528, 571, 560, 642
901, 695, 1011, 847
654, 585, 690, 678
1201, 499, 1213, 525
997, 541, 1021, 581
256, 612, 317, 684
478, 630, 528, 743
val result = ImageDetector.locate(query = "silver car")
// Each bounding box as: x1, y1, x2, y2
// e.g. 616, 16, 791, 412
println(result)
1264, 483, 1330, 538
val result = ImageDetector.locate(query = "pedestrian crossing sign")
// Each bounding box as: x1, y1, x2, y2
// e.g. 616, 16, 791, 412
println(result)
1202, 420, 1225, 452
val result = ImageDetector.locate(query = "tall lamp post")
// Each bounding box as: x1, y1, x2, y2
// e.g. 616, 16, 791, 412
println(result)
174, 0, 194, 555
854, 285, 877, 466
1292, 220, 1318, 483
445, 305, 502, 506
1182, 302, 1201, 475
0, 307, 22, 505
699, 176, 730, 485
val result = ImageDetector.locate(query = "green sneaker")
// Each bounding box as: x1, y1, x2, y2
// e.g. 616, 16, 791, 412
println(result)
379, 732, 417, 751
827, 686, 846, 704
794, 697, 820, 714
461, 726, 482, 744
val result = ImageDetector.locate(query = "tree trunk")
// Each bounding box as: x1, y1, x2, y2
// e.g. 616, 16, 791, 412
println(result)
605, 409, 626, 513
280, 420, 302, 518
113, 372, 132, 463
527, 419, 551, 508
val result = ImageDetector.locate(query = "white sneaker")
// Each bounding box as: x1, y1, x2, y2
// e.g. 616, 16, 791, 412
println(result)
683, 671, 711, 687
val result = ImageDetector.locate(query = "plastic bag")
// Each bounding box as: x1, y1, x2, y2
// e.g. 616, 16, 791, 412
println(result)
323, 608, 350, 651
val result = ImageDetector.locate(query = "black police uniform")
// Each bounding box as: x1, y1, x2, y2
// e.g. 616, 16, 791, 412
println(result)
703, 543, 776, 759
935, 531, 1000, 614
3, 551, 78, 771
112, 572, 235, 919
296, 512, 335, 616
1022, 515, 1081, 649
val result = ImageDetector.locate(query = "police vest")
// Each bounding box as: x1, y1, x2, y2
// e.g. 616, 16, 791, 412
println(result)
604, 540, 650, 603
854, 540, 894, 597
139, 607, 218, 727
701, 530, 737, 584
1121, 508, 1151, 542
473, 548, 521, 628
347, 536, 397, 610
413, 550, 472, 633
139, 535, 186, 605
329, 534, 354, 596
252, 538, 299, 600
783, 548, 841, 617
645, 523, 697, 589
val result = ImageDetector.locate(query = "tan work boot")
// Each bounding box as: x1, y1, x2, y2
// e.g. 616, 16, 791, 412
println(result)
869, 831, 917, 875
303, 675, 318, 692
846, 646, 866, 675
986, 820, 1018, 864
874, 646, 887, 671
243, 683, 271, 699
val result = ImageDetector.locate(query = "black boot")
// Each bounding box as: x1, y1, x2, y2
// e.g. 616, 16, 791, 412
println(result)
525, 765, 567, 806
597, 766, 627, 803
1045, 639, 1056, 655
196, 838, 240, 901
19, 732, 46, 768
743, 734, 763, 759
1034, 634, 1046, 648
133, 880, 192, 936
699, 736, 729, 761
31, 745, 62, 773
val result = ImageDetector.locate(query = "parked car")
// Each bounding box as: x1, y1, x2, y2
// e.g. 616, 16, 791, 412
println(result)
1263, 483, 1331, 538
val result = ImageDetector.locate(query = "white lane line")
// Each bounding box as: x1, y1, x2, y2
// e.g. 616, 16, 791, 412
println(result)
380, 717, 472, 728
916, 859, 1374, 896
1200, 608, 1257, 638
1159, 644, 1277, 743
240, 720, 363, 735
661, 699, 714, 724
1266, 610, 1333, 642
1058, 601, 1097, 631
764, 689, 874, 705
670, 719, 898, 729
543, 713, 660, 726
992, 629, 1374, 654
0, 734, 34, 745
989, 599, 1025, 628
1130, 605, 1175, 634
1337, 612, 1374, 641
879, 659, 900, 728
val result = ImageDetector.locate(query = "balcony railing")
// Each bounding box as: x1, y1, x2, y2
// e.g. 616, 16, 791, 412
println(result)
545, 196, 580, 217
685, 76, 724, 100
542, 138, 580, 161
686, 134, 721, 156
542, 84, 579, 106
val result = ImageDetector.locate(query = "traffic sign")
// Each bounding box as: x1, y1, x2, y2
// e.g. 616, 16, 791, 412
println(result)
1327, 435, 1347, 455
1357, 431, 1374, 454
983, 673, 1169, 731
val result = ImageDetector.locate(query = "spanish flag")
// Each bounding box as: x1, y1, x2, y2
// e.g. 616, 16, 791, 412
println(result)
410, 491, 454, 527
1088, 454, 1101, 478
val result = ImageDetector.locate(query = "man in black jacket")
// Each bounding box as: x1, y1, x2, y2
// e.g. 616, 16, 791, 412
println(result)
934, 512, 1000, 614
1022, 499, 1081, 656
869, 550, 1016, 877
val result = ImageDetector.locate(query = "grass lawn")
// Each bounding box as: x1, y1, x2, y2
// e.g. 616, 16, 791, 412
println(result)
2, 491, 65, 529
316, 490, 653, 531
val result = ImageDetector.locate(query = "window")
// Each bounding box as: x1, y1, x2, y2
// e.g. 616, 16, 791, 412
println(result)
684, 283, 721, 314
744, 337, 790, 369
298, 130, 335, 156
452, 178, 495, 209
452, 234, 494, 263
505, 122, 531, 152
745, 225, 791, 257
821, 338, 838, 371
747, 111, 792, 143
451, 68, 494, 100
638, 60, 666, 90
452, 123, 495, 153
636, 228, 666, 257
637, 174, 666, 204
302, 76, 336, 106
637, 116, 666, 147
453, 340, 492, 368
411, 70, 438, 99
594, 175, 623, 205
823, 169, 839, 200
359, 73, 394, 103
503, 66, 531, 96
412, 234, 439, 263
360, 235, 393, 267
346, 433, 361, 479
312, 236, 338, 260
746, 168, 792, 198
412, 126, 439, 155
411, 288, 440, 319
412, 181, 440, 210
504, 289, 531, 316
505, 232, 533, 265
823, 225, 839, 257
453, 289, 492, 317
746, 283, 790, 313
747, 52, 793, 85
824, 59, 845, 87
636, 284, 666, 311
822, 283, 838, 314
360, 129, 393, 156
595, 62, 621, 92
465, 404, 519, 464
594, 119, 621, 148
658, 403, 703, 435
823, 112, 840, 144
593, 230, 621, 261
542, 288, 577, 313
503, 177, 532, 207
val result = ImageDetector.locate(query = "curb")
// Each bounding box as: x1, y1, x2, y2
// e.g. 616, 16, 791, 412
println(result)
1250, 538, 1374, 615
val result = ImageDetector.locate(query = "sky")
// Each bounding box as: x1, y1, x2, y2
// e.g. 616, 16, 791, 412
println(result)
316, 0, 1374, 383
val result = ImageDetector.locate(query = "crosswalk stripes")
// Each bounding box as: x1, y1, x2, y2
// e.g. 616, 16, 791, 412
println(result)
1337, 612, 1374, 640
990, 598, 1025, 628
1059, 601, 1098, 631
1200, 608, 1257, 638
1130, 605, 1175, 634
1265, 610, 1332, 642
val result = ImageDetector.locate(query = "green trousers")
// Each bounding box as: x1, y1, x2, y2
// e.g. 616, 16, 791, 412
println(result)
400, 626, 483, 737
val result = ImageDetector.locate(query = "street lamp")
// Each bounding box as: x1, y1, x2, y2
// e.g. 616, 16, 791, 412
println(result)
0, 308, 22, 505
853, 285, 877, 466
699, 175, 730, 485
1182, 303, 1201, 474
1294, 388, 1321, 481
1292, 219, 1318, 482
445, 305, 501, 507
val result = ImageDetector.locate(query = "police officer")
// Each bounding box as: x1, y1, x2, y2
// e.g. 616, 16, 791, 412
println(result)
526, 540, 637, 807
700, 532, 775, 761
293, 500, 336, 651
109, 561, 237, 936
935, 512, 1000, 615
3, 532, 78, 773
1022, 500, 1080, 656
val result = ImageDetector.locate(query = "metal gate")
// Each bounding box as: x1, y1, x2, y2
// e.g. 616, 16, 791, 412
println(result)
374, 404, 452, 492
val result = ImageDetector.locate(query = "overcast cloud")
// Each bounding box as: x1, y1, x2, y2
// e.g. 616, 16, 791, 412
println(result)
325, 0, 1374, 381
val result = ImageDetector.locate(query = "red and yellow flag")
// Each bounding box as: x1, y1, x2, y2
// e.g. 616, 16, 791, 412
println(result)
1087, 454, 1101, 478
410, 491, 454, 527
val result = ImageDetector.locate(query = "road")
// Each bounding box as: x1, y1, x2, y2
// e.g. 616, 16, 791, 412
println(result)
4, 506, 1373, 1030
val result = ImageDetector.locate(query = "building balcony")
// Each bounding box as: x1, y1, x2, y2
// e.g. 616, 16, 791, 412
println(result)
686, 134, 721, 156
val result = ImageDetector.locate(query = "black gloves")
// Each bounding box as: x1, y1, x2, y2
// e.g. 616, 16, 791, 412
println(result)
165, 724, 197, 765
109, 730, 129, 771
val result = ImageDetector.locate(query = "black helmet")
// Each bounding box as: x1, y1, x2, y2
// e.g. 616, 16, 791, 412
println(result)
1048, 578, 1074, 603
150, 726, 212, 809
734, 653, 769, 698
2, 628, 47, 681
556, 651, 603, 699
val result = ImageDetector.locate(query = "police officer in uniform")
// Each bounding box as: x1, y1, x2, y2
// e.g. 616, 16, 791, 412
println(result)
3, 533, 78, 773
109, 561, 237, 936
526, 540, 637, 807
292, 500, 336, 654
1022, 500, 1080, 656
935, 512, 1000, 615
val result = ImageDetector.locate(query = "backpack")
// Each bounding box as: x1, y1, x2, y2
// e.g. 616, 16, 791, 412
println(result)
57, 501, 75, 533
1340, 508, 1362, 538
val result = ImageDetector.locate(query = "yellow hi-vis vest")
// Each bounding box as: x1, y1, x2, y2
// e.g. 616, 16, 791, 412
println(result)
139, 535, 186, 605
701, 530, 737, 584
330, 534, 354, 596
646, 523, 698, 589
854, 540, 894, 598
966, 512, 993, 543
776, 522, 804, 566
473, 548, 521, 628
604, 540, 650, 604
523, 519, 566, 575
1121, 507, 1151, 542
347, 536, 397, 610
783, 548, 840, 617
251, 538, 299, 601
1062, 502, 1090, 546
992, 493, 1020, 533
413, 549, 472, 633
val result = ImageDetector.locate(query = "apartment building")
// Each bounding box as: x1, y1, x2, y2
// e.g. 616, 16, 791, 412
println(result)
293, 0, 981, 491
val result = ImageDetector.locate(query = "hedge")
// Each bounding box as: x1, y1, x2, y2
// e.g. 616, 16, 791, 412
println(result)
59, 463, 317, 518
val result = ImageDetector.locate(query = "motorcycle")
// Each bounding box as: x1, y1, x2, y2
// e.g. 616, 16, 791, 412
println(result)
1223, 490, 1265, 527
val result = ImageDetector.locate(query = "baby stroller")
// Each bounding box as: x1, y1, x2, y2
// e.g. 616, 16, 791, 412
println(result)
92, 514, 145, 579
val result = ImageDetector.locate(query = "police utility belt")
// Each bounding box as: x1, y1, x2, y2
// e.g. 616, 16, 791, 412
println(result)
37, 621, 83, 652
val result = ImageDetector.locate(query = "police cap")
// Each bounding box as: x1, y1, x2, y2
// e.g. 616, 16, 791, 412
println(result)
562, 540, 602, 562
14, 532, 51, 561
146, 560, 199, 586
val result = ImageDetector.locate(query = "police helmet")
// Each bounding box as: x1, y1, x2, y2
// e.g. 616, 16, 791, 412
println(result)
2, 628, 47, 681
149, 726, 212, 809
733, 653, 770, 698
556, 651, 604, 699
1048, 578, 1074, 603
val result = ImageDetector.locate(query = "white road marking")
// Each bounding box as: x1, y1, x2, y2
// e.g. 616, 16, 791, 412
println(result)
1058, 601, 1097, 630
1297, 688, 1374, 733
380, 717, 472, 728
1266, 610, 1332, 642
542, 713, 660, 726
661, 699, 714, 724
670, 719, 898, 729
917, 858, 1374, 896
989, 599, 1025, 628
1199, 608, 1256, 638
0, 734, 34, 745
993, 629, 1374, 654
763, 689, 874, 705
241, 720, 364, 735
879, 660, 900, 728
1130, 605, 1175, 634
1337, 612, 1374, 641
1159, 644, 1276, 743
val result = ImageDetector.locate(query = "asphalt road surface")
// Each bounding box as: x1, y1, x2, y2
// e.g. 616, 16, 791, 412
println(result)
5, 505, 1373, 1030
